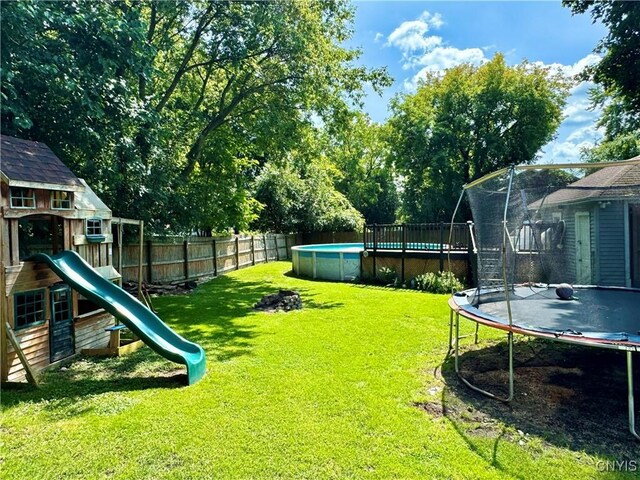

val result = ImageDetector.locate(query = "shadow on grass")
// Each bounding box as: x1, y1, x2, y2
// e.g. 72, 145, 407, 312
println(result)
3, 270, 344, 408
436, 338, 639, 461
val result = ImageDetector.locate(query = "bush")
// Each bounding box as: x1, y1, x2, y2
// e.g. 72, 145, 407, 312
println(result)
378, 266, 398, 286
412, 271, 463, 294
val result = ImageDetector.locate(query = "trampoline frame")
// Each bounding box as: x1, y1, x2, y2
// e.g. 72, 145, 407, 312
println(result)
446, 162, 640, 440
447, 297, 639, 440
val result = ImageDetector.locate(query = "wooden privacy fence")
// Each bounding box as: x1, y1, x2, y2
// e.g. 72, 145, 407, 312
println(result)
113, 234, 296, 284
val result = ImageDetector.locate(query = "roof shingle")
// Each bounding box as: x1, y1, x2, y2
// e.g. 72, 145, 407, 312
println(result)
0, 135, 83, 187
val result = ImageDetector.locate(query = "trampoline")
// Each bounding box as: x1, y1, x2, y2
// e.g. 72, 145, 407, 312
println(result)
447, 158, 640, 440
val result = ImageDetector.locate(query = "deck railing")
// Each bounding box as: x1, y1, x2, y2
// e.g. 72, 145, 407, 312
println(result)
363, 223, 470, 252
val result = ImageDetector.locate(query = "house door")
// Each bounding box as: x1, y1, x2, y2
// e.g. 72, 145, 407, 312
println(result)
575, 212, 592, 284
49, 285, 75, 363
631, 205, 640, 288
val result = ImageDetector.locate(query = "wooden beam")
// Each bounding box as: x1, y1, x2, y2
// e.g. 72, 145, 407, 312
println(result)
5, 322, 38, 386
138, 222, 144, 300
0, 215, 8, 381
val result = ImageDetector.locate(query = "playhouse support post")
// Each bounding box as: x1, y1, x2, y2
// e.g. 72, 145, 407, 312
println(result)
5, 322, 38, 386
138, 221, 144, 301
0, 217, 8, 382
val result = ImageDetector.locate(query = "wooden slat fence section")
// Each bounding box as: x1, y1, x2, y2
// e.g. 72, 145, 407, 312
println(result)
113, 234, 296, 284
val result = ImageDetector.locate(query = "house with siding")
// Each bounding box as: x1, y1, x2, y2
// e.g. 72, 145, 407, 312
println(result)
0, 135, 120, 382
532, 157, 640, 287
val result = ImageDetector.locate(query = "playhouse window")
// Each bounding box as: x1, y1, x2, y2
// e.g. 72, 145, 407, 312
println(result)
10, 187, 35, 209
86, 218, 102, 236
51, 191, 72, 209
14, 290, 46, 330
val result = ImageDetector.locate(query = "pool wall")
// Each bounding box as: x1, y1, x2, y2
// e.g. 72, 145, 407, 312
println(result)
291, 242, 472, 283
291, 243, 362, 281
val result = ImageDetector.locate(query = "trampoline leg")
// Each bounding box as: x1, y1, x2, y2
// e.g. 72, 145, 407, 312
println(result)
627, 351, 640, 441
448, 309, 454, 352
474, 323, 479, 344
454, 312, 514, 403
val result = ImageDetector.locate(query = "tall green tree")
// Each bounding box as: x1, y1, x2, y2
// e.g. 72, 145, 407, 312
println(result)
563, 1, 640, 163
329, 113, 397, 224
564, 0, 640, 111
1, 0, 389, 233
387, 54, 569, 222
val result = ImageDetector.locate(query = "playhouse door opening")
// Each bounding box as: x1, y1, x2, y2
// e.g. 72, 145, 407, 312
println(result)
49, 285, 75, 363
631, 204, 640, 288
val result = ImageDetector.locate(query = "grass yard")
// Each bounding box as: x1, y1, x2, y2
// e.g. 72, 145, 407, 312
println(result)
2, 262, 637, 479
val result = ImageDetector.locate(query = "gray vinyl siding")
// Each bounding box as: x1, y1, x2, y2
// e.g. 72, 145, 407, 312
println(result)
597, 201, 627, 286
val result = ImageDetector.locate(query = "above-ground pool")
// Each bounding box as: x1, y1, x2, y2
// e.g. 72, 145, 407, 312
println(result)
291, 243, 363, 281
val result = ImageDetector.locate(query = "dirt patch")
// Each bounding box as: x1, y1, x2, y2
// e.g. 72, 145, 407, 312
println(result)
413, 401, 445, 418
438, 339, 639, 458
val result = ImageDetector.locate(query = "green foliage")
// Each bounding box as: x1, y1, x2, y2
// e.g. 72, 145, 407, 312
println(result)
388, 54, 570, 223
564, 1, 640, 111
563, 1, 640, 164
581, 131, 640, 164
1, 0, 389, 234
252, 161, 364, 233
377, 266, 398, 286
329, 113, 398, 224
412, 271, 464, 294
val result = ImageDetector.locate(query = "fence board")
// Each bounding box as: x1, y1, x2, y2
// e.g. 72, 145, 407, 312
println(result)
113, 234, 296, 283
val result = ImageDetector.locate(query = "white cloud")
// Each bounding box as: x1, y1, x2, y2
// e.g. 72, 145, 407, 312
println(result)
404, 47, 487, 90
385, 11, 489, 90
386, 11, 444, 55
374, 32, 384, 43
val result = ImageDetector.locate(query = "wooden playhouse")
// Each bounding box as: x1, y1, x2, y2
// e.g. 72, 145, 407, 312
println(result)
0, 135, 142, 384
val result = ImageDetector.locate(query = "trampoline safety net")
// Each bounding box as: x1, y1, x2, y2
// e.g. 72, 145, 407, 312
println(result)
460, 157, 640, 307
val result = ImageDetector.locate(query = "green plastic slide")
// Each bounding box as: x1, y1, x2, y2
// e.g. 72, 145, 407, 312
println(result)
29, 251, 206, 385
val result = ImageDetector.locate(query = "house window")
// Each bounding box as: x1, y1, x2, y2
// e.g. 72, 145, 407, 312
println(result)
51, 191, 72, 209
10, 187, 35, 208
14, 290, 46, 330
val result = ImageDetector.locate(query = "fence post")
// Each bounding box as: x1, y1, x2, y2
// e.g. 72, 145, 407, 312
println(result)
263, 234, 268, 263
251, 235, 255, 265
284, 235, 289, 260
146, 239, 153, 284
372, 223, 377, 281
183, 240, 189, 280
401, 223, 406, 283
275, 235, 280, 261
439, 222, 445, 272
235, 236, 240, 270
212, 239, 218, 276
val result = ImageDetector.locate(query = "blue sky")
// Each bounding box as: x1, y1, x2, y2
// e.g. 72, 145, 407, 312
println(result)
348, 1, 608, 163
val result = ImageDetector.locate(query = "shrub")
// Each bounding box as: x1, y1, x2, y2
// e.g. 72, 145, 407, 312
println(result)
378, 266, 398, 286
412, 271, 463, 294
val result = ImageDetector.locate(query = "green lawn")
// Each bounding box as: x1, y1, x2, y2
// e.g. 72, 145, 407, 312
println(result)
1, 262, 635, 479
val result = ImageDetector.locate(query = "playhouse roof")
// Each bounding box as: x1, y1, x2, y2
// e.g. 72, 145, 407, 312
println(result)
536, 157, 640, 206
0, 135, 83, 191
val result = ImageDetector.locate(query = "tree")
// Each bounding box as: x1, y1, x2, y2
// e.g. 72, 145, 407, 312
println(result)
563, 1, 640, 111
563, 1, 640, 163
253, 162, 363, 234
328, 113, 397, 224
387, 54, 570, 222
1, 0, 389, 233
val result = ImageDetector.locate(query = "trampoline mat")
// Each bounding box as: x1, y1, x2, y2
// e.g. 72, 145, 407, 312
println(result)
473, 288, 640, 341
